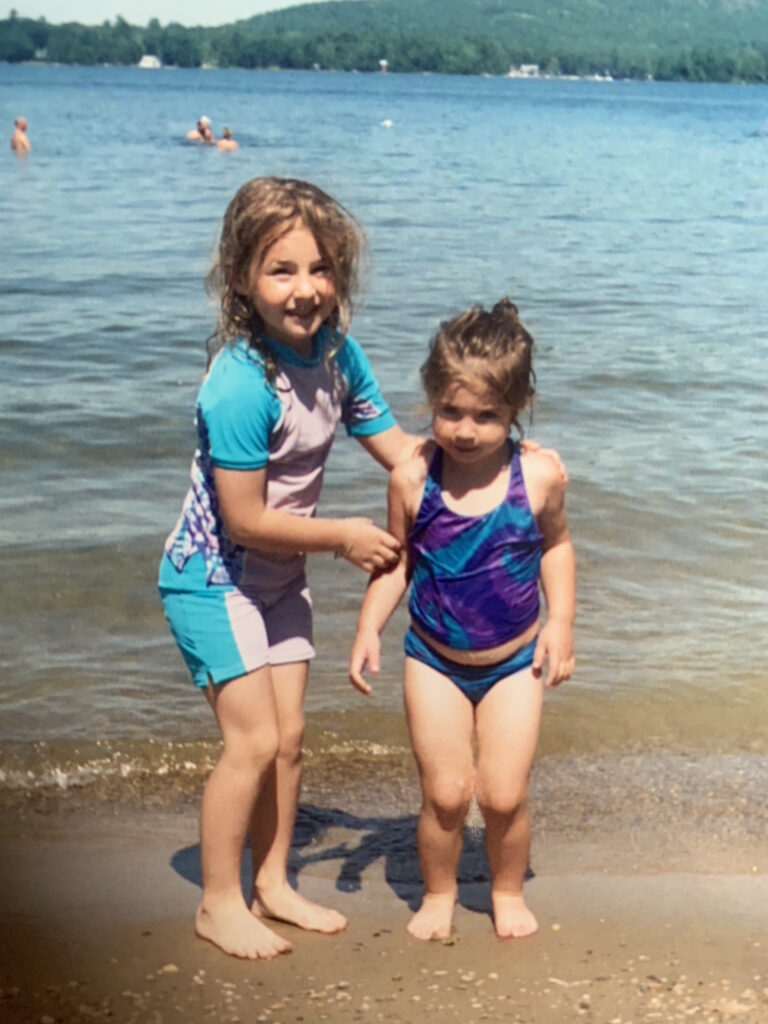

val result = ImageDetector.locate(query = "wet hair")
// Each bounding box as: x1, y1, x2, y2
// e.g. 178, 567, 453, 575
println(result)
206, 177, 365, 374
420, 298, 536, 435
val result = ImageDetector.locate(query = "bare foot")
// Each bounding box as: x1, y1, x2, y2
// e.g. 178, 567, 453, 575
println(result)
492, 891, 539, 939
406, 892, 456, 941
195, 898, 292, 959
253, 883, 347, 934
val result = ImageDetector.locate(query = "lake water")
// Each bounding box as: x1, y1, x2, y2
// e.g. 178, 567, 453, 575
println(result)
1, 66, 767, 817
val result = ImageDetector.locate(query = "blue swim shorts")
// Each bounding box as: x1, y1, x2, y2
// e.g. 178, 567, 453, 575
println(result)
159, 552, 314, 689
404, 628, 537, 705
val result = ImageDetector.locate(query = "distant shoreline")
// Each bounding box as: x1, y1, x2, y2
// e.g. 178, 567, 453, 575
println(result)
5, 0, 768, 85
6, 60, 766, 88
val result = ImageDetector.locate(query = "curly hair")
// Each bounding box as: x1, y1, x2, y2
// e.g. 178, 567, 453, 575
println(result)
420, 298, 536, 434
205, 177, 365, 375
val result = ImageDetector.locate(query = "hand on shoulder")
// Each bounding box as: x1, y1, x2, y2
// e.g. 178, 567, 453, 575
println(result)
520, 439, 568, 486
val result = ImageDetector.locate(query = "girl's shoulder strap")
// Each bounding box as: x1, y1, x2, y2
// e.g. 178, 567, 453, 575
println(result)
425, 442, 443, 487
506, 438, 524, 488
412, 442, 443, 523
407, 444, 438, 537
507, 438, 539, 516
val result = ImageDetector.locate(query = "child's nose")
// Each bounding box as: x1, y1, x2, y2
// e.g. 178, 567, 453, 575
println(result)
294, 273, 317, 299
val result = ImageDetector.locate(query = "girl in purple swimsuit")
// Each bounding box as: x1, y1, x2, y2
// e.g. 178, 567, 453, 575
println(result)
349, 298, 576, 943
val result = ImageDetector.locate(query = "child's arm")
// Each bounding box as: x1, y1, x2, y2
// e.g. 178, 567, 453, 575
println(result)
214, 466, 401, 573
523, 452, 576, 688
356, 425, 425, 471
348, 456, 424, 695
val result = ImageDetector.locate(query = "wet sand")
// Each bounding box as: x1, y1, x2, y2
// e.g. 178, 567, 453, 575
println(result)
1, 805, 767, 1024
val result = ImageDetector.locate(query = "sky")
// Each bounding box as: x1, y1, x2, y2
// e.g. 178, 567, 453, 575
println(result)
11, 0, 312, 27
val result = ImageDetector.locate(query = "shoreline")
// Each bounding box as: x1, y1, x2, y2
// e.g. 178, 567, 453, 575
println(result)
2, 747, 767, 873
7, 60, 766, 88
1, 806, 767, 1024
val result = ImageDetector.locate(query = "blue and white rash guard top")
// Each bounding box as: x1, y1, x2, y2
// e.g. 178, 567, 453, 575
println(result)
161, 328, 395, 592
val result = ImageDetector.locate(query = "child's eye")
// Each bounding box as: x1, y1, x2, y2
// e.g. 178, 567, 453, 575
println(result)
312, 264, 331, 277
477, 410, 499, 423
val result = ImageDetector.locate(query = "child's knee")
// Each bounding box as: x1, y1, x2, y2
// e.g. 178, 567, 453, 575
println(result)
277, 717, 304, 764
424, 774, 474, 826
476, 778, 529, 819
225, 722, 281, 771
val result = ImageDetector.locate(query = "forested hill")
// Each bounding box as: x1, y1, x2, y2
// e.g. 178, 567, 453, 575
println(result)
3, 0, 768, 82
244, 0, 768, 57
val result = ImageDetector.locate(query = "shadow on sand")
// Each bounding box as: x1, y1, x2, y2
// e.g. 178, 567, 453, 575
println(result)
171, 803, 533, 918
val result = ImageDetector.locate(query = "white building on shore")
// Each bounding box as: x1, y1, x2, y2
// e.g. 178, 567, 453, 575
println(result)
506, 63, 540, 78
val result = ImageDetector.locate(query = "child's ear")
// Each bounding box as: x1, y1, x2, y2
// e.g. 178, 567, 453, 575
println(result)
230, 272, 249, 297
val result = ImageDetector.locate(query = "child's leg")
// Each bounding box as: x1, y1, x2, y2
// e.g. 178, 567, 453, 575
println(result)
404, 656, 475, 940
249, 661, 346, 933
197, 668, 292, 959
475, 667, 543, 939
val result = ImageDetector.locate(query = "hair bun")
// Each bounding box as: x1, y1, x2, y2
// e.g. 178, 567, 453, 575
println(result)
491, 297, 520, 319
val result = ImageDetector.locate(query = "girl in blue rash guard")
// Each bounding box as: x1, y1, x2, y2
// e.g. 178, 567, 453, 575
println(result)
349, 298, 576, 944
159, 178, 422, 961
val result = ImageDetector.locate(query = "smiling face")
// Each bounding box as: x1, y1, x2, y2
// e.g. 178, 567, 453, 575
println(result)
432, 376, 514, 466
247, 222, 337, 356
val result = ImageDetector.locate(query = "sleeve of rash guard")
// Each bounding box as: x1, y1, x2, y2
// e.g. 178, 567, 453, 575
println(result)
198, 351, 282, 470
337, 335, 397, 437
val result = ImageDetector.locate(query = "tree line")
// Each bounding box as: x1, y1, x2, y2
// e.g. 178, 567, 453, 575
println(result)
2, 12, 768, 84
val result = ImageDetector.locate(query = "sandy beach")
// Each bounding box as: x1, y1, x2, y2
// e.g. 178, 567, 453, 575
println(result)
2, 792, 766, 1024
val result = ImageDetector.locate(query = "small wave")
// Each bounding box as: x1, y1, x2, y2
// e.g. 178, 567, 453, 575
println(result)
0, 739, 219, 794
318, 739, 409, 758
0, 733, 413, 807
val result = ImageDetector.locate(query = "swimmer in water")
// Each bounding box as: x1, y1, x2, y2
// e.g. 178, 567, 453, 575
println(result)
11, 116, 31, 156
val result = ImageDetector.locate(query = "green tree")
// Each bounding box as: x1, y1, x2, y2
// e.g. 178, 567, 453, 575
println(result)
45, 24, 97, 64
738, 48, 766, 82
0, 17, 35, 60
160, 23, 202, 67
214, 27, 246, 67
143, 16, 162, 55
